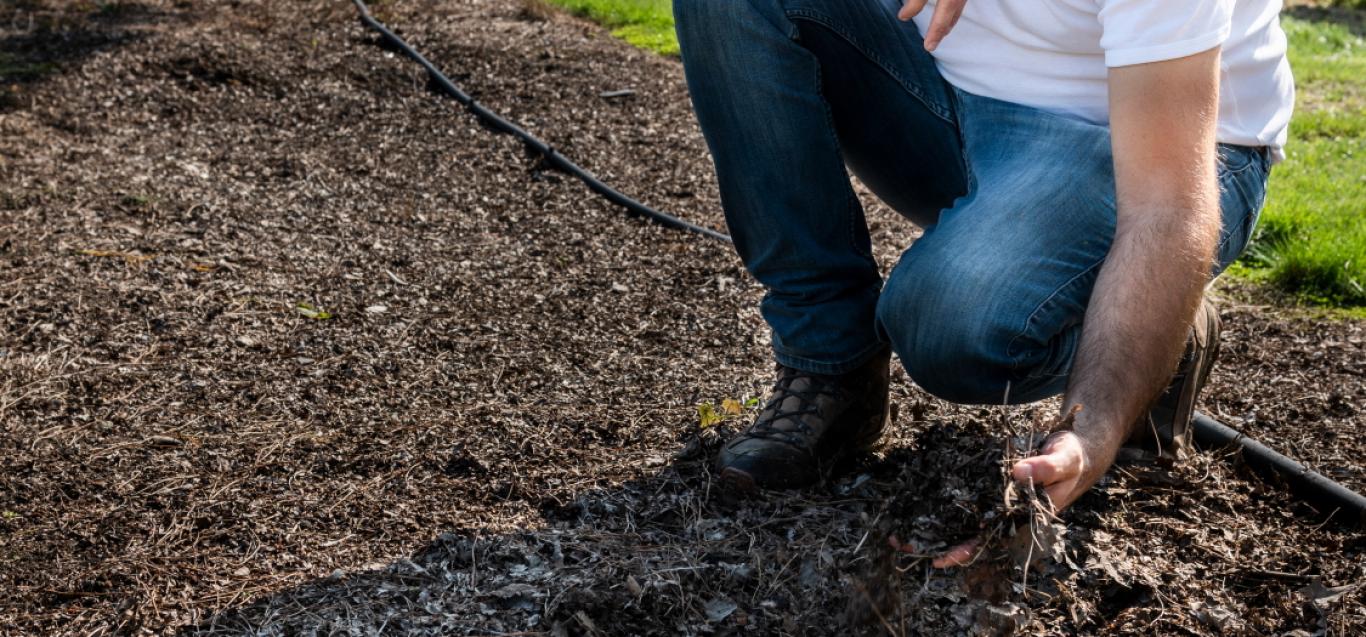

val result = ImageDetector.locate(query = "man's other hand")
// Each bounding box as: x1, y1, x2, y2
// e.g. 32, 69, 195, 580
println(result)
898, 0, 966, 52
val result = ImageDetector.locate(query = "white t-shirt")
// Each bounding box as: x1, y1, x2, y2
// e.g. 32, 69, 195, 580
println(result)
912, 0, 1294, 161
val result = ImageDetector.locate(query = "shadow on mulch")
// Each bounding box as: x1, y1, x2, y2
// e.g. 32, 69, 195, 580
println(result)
0, 1, 174, 111
178, 430, 1042, 635
183, 420, 1361, 636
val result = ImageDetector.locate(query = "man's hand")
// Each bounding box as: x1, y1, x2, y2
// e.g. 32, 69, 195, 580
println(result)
1011, 432, 1098, 512
930, 431, 1099, 568
898, 0, 966, 52
929, 47, 1225, 569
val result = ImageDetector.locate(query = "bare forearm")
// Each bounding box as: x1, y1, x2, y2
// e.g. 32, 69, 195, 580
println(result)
1063, 193, 1220, 465
1062, 47, 1224, 467
939, 193, 1220, 567
938, 49, 1227, 563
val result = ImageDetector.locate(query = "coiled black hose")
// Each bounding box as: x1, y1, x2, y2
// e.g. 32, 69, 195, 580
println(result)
351, 0, 731, 243
350, 0, 1365, 529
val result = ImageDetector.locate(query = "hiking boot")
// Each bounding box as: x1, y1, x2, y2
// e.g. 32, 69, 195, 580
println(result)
1126, 296, 1222, 461
717, 349, 891, 492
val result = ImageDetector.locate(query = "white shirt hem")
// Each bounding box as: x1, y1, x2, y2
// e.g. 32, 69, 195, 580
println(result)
1104, 25, 1232, 68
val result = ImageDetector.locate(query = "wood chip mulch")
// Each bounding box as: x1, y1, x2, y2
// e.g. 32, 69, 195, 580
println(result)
1, 0, 1362, 634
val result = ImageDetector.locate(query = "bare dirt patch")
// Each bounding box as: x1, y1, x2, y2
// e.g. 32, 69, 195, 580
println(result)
1, 0, 1362, 634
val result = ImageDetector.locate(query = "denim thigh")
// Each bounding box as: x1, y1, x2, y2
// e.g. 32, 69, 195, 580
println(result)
674, 0, 968, 374
876, 90, 1269, 405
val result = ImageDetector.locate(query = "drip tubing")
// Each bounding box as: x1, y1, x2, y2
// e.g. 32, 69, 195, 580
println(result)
351, 0, 731, 243
1193, 413, 1365, 528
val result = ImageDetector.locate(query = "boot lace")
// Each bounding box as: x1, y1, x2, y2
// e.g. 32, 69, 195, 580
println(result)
742, 367, 846, 446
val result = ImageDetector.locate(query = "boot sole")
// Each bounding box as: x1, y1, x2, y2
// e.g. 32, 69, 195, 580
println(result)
718, 466, 760, 495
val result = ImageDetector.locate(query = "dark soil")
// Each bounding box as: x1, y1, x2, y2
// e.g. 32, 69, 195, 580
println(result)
848, 418, 1063, 635
1, 0, 1362, 635
884, 420, 1016, 552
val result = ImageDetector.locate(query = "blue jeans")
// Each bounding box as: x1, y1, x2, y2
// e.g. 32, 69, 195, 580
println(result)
675, 0, 1270, 404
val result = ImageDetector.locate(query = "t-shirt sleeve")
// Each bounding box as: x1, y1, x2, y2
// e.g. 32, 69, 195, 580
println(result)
1098, 0, 1234, 68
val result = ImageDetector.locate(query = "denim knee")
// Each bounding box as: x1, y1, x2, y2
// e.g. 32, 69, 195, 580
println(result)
875, 254, 1019, 405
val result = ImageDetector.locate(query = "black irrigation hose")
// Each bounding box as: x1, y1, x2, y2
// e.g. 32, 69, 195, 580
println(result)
1194, 413, 1366, 528
351, 0, 731, 243
350, 0, 1366, 530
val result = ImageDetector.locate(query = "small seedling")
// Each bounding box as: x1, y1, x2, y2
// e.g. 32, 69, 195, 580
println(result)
697, 402, 721, 428
295, 302, 333, 320
120, 194, 151, 208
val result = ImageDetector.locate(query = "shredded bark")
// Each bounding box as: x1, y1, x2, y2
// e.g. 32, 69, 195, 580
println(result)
0, 0, 1362, 634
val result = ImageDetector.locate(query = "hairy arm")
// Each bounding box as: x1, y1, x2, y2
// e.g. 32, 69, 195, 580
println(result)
935, 48, 1223, 567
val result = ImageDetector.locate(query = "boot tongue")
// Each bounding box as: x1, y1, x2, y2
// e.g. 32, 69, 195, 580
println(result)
767, 374, 834, 432
788, 374, 821, 393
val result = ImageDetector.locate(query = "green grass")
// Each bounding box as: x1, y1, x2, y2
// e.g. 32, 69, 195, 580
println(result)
543, 0, 677, 55
547, 0, 1366, 306
1329, 0, 1366, 10
1240, 15, 1366, 306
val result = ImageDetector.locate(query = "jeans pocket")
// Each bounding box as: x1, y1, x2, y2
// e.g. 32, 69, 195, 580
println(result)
1217, 144, 1257, 175
1214, 150, 1270, 272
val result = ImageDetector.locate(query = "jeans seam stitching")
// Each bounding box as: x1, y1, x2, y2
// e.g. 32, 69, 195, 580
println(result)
805, 49, 871, 262
784, 9, 954, 124
849, 192, 870, 259
1214, 164, 1268, 266
949, 89, 976, 192
1217, 145, 1259, 176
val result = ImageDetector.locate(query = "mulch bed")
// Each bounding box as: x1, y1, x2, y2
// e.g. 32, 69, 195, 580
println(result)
1, 0, 1362, 634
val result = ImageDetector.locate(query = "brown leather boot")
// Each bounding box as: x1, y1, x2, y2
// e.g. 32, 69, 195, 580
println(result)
716, 349, 891, 492
1127, 296, 1222, 461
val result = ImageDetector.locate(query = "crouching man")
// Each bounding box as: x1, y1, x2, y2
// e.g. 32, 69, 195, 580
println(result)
674, 0, 1292, 565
